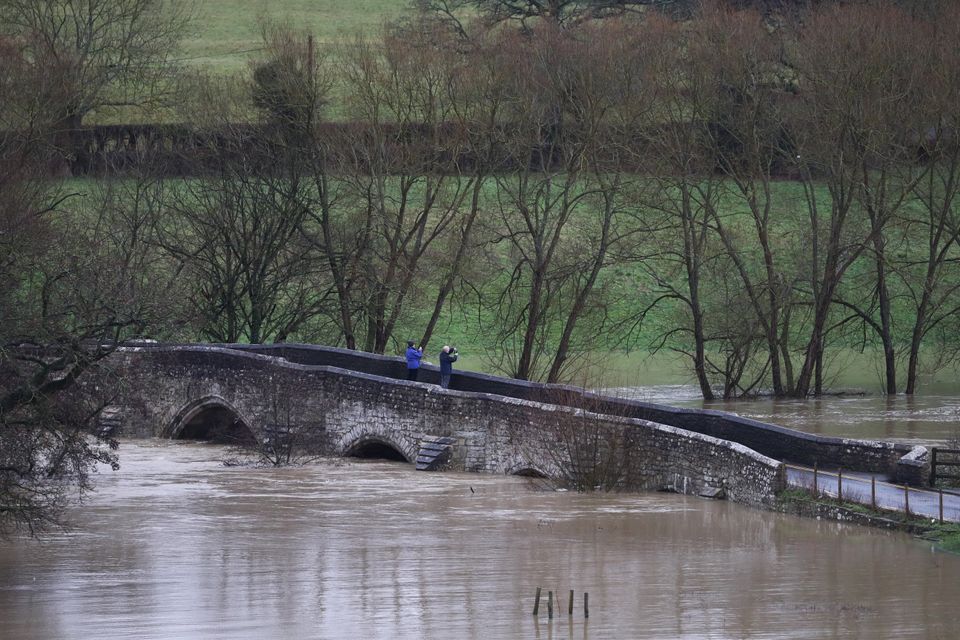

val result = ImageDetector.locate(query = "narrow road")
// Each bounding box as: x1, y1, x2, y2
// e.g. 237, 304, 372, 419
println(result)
785, 464, 960, 523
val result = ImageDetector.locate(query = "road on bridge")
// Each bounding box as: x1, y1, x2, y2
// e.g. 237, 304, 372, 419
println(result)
786, 465, 960, 523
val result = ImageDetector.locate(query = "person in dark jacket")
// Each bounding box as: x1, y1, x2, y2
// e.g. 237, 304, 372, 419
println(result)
438, 345, 458, 389
405, 340, 423, 381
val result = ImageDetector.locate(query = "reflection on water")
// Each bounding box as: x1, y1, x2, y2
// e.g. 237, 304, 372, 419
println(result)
1, 441, 958, 639
606, 385, 960, 443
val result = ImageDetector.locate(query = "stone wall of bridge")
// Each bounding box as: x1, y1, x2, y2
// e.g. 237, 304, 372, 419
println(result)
101, 344, 786, 509
224, 343, 922, 482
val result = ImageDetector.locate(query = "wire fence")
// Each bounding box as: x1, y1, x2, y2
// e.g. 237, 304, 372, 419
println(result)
785, 464, 959, 524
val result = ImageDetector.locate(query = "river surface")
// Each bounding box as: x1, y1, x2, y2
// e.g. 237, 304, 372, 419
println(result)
1, 441, 958, 640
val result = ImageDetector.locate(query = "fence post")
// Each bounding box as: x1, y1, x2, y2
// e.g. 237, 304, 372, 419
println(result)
932, 448, 938, 485
871, 476, 876, 510
533, 587, 541, 616
940, 489, 944, 524
904, 485, 910, 516
568, 590, 574, 616
813, 463, 818, 495
837, 468, 843, 501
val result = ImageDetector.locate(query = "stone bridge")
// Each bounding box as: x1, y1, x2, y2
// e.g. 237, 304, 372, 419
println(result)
98, 343, 929, 510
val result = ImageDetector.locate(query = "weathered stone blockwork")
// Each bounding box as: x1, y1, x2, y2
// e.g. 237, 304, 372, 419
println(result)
228, 344, 919, 481
101, 345, 786, 509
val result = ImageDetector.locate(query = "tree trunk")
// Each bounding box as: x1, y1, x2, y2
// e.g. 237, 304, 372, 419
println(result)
873, 243, 897, 395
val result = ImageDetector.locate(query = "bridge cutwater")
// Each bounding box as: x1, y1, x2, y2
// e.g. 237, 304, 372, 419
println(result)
93, 343, 948, 517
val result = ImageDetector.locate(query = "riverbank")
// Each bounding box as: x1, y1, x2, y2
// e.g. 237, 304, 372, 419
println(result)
777, 489, 960, 554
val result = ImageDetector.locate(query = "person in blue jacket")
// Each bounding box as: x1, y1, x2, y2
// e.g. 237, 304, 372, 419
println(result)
405, 340, 423, 381
438, 345, 459, 389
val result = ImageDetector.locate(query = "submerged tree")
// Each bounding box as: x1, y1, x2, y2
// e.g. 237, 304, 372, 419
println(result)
787, 2, 933, 396
899, 3, 960, 394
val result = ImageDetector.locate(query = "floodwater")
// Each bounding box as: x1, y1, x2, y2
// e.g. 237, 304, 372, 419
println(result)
1, 441, 958, 640
608, 385, 960, 444
594, 348, 960, 443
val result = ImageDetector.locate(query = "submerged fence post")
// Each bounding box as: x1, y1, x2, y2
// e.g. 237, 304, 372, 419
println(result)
547, 591, 553, 619
584, 592, 589, 619
533, 587, 541, 616
568, 590, 574, 616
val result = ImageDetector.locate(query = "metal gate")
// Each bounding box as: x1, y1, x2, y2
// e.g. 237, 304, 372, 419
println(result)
931, 448, 960, 485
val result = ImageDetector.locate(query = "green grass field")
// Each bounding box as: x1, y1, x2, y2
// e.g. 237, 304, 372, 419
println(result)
182, 0, 408, 72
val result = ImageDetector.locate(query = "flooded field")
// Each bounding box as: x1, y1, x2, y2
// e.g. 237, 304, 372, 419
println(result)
606, 385, 960, 444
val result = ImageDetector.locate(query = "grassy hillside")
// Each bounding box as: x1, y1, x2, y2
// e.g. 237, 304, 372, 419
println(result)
182, 0, 409, 72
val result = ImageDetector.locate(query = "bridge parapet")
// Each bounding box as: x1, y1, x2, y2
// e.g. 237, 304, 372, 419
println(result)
225, 343, 916, 480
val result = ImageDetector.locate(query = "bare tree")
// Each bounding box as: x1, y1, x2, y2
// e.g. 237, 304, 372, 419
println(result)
898, 4, 960, 394
416, 0, 683, 35
787, 2, 931, 396
154, 148, 325, 343
0, 0, 192, 127
146, 24, 343, 345
228, 384, 329, 466
0, 0, 193, 175
478, 22, 657, 382
688, 3, 802, 396
1, 40, 178, 534
632, 10, 742, 399
520, 389, 636, 491
335, 22, 480, 354
415, 24, 510, 349
0, 37, 97, 536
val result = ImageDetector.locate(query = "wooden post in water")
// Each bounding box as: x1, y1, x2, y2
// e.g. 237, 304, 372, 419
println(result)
548, 591, 553, 619
871, 476, 877, 510
813, 463, 818, 495
837, 468, 843, 501
584, 592, 589, 619
568, 590, 574, 616
904, 485, 910, 516
940, 489, 944, 524
533, 587, 542, 616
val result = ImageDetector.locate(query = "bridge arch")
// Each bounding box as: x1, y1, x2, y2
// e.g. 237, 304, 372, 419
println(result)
510, 466, 550, 479
339, 428, 416, 464
506, 462, 552, 479
165, 395, 256, 444
345, 436, 411, 462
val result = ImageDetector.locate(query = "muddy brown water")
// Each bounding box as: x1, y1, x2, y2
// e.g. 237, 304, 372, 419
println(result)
608, 385, 960, 444
1, 441, 958, 640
